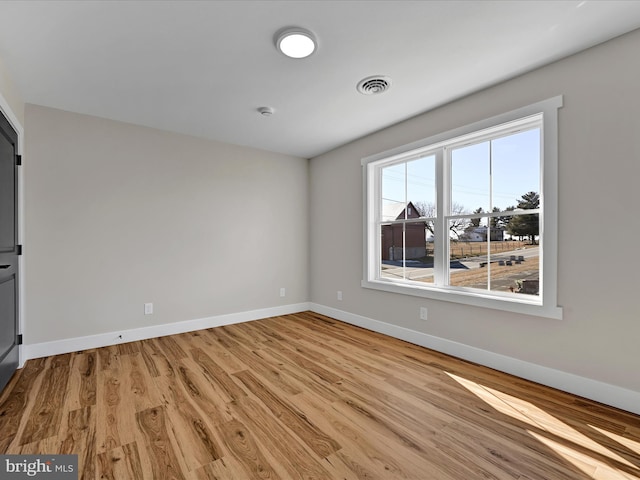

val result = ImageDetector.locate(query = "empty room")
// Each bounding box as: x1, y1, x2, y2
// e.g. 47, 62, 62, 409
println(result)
0, 1, 639, 479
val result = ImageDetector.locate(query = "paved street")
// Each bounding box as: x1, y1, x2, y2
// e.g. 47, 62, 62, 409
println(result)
381, 246, 539, 282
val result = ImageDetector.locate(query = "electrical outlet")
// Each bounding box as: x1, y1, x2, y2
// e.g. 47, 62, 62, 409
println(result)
419, 307, 428, 321
337, 291, 343, 301
280, 287, 286, 297
144, 303, 153, 315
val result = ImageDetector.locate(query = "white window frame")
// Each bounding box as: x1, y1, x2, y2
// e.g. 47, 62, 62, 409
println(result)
362, 96, 563, 319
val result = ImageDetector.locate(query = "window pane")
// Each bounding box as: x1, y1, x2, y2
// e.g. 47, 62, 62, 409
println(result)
497, 213, 540, 295
419, 239, 435, 284
450, 214, 540, 294
381, 163, 406, 221
380, 223, 403, 264
452, 141, 490, 214
380, 221, 433, 283
505, 210, 539, 243
492, 128, 540, 212
406, 154, 436, 218
489, 244, 540, 295
449, 218, 489, 290
380, 222, 411, 282
405, 221, 426, 261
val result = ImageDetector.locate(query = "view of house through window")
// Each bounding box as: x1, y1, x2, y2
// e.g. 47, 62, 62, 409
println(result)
381, 153, 436, 284
373, 114, 543, 303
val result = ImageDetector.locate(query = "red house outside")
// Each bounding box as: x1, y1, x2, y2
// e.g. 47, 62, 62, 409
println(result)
381, 201, 427, 261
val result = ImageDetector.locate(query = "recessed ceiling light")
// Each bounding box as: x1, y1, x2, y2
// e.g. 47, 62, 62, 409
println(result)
276, 28, 316, 59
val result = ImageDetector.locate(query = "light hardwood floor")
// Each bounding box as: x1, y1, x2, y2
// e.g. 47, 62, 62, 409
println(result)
1, 312, 639, 479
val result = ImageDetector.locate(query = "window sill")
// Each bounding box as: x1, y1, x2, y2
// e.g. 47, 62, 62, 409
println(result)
361, 279, 563, 320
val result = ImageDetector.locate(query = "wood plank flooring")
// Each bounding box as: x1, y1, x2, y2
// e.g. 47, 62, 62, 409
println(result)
1, 311, 639, 479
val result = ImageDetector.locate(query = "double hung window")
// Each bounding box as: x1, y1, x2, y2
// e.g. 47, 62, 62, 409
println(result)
362, 97, 562, 318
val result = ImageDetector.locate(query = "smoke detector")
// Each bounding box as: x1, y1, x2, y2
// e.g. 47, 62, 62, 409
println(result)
357, 75, 392, 95
257, 106, 275, 116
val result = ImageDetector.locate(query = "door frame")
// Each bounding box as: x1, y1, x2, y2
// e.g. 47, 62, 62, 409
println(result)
0, 92, 24, 368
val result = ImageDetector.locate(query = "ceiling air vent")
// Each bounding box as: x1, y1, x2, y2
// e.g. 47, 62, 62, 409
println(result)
357, 75, 392, 95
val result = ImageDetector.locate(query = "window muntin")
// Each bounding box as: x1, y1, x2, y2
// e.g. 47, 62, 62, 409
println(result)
363, 97, 563, 318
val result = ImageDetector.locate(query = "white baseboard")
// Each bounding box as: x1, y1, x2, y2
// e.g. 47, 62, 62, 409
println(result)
310, 303, 640, 416
21, 301, 640, 416
23, 303, 310, 360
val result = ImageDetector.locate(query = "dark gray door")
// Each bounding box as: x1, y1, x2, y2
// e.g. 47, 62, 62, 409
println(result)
0, 109, 19, 393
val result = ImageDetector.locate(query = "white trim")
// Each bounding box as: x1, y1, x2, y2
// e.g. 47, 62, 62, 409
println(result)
361, 96, 563, 166
361, 279, 563, 319
23, 303, 310, 360
0, 92, 25, 368
19, 300, 640, 415
310, 303, 640, 416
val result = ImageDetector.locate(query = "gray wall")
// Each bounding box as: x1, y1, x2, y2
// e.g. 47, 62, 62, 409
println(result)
24, 105, 309, 344
0, 56, 24, 126
310, 29, 640, 392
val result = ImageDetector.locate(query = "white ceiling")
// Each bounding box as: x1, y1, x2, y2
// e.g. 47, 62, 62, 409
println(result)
1, 1, 639, 158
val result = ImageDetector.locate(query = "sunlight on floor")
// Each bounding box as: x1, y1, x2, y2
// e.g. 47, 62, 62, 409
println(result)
445, 371, 640, 478
528, 430, 637, 480
590, 425, 640, 457
526, 431, 597, 477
